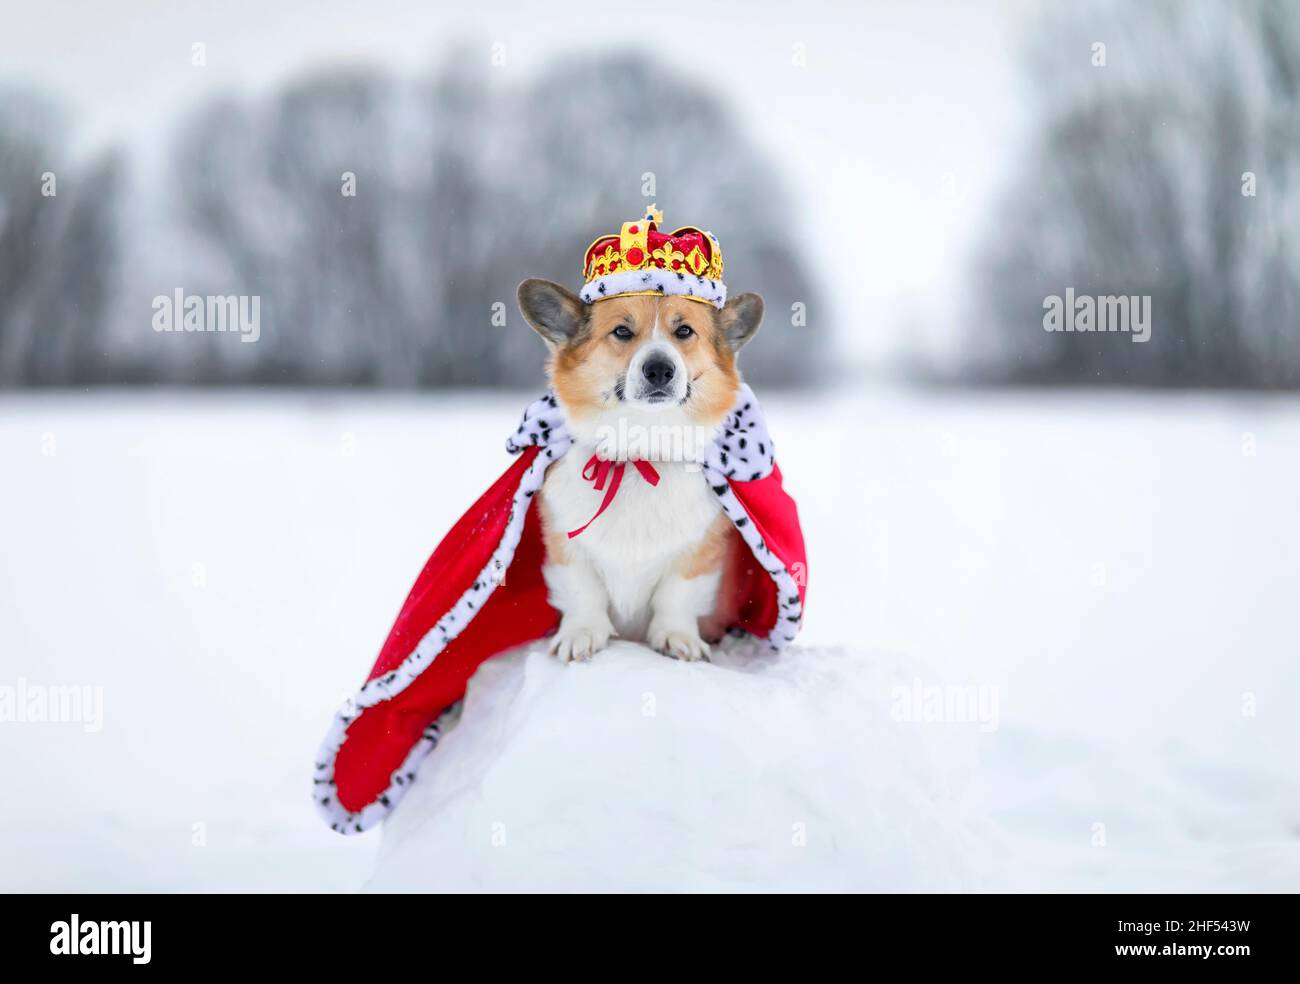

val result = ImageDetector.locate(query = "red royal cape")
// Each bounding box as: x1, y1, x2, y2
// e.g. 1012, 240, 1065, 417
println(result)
314, 386, 806, 833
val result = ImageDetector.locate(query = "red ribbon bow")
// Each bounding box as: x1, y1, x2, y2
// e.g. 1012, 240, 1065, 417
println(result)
567, 454, 661, 539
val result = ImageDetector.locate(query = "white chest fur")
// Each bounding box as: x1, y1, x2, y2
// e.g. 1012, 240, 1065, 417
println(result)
542, 448, 723, 633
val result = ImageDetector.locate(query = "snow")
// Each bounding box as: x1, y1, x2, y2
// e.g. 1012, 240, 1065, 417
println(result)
370, 641, 993, 892
2, 387, 1298, 891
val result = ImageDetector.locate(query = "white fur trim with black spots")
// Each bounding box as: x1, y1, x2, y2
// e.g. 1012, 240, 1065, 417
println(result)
579, 267, 727, 309
701, 384, 803, 650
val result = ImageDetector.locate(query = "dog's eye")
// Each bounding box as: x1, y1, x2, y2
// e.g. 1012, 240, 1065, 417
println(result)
674, 324, 694, 339
611, 325, 634, 340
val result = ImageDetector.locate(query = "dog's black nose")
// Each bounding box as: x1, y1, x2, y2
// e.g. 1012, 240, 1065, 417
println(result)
642, 357, 675, 388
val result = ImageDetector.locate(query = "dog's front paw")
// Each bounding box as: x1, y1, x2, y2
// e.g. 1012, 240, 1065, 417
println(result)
549, 617, 614, 664
648, 623, 711, 663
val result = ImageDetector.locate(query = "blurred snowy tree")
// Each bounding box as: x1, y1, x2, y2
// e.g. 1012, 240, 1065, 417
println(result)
2, 52, 821, 388
0, 91, 122, 385
164, 52, 824, 388
172, 70, 441, 386
972, 0, 1300, 388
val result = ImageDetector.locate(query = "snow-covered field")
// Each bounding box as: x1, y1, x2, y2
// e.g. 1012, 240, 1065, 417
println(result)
1, 386, 1297, 892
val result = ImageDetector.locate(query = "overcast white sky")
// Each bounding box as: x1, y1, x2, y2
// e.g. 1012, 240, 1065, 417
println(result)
1, 0, 1033, 369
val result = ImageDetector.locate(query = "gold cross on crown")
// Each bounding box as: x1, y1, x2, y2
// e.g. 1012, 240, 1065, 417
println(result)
644, 203, 664, 225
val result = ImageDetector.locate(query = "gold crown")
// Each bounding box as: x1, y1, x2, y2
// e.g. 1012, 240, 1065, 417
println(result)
579, 205, 725, 307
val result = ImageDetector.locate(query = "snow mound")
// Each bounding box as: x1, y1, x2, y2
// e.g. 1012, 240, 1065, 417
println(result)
368, 640, 996, 892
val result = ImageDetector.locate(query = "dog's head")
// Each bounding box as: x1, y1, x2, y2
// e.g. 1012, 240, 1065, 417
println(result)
517, 279, 763, 446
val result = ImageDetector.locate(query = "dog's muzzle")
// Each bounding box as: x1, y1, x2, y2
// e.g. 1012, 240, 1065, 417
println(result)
639, 355, 677, 402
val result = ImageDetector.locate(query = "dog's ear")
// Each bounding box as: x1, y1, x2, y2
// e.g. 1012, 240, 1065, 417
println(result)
719, 292, 764, 352
517, 279, 587, 348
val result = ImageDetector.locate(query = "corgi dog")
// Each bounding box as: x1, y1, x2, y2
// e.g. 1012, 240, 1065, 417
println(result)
516, 279, 764, 663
